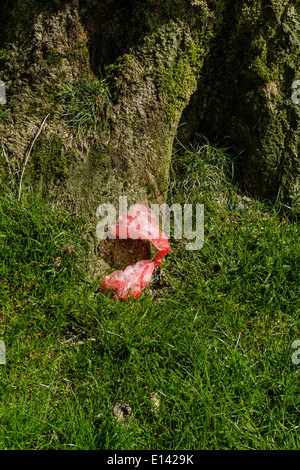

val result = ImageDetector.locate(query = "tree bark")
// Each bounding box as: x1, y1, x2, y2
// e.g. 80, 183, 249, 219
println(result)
0, 1, 299, 258
0, 0, 213, 212
179, 0, 300, 206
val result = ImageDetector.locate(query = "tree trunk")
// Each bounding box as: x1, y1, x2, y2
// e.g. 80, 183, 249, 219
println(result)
0, 0, 299, 274
0, 0, 213, 212
179, 0, 300, 206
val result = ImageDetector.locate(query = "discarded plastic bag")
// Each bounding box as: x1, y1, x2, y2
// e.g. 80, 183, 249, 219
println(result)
99, 203, 170, 300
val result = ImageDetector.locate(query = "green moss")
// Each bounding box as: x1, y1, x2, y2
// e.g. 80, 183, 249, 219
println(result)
156, 58, 195, 121
0, 105, 11, 123
44, 49, 63, 66
105, 54, 137, 81
64, 50, 77, 63
0, 49, 6, 63
81, 46, 91, 70
64, 45, 91, 73
155, 37, 208, 122
31, 134, 74, 193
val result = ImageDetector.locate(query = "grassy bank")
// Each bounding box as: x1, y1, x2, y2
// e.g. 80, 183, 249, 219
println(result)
0, 137, 299, 449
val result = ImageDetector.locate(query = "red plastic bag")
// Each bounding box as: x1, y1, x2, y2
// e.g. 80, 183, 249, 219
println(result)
99, 203, 170, 300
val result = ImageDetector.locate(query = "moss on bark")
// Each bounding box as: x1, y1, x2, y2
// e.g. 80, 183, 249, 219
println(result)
179, 0, 300, 206
0, 0, 299, 281
0, 0, 214, 214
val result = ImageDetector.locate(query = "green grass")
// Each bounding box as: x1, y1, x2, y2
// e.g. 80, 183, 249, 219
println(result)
0, 136, 299, 450
55, 78, 111, 135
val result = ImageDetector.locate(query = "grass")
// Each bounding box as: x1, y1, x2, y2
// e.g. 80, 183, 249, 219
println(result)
55, 78, 112, 135
0, 135, 299, 450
